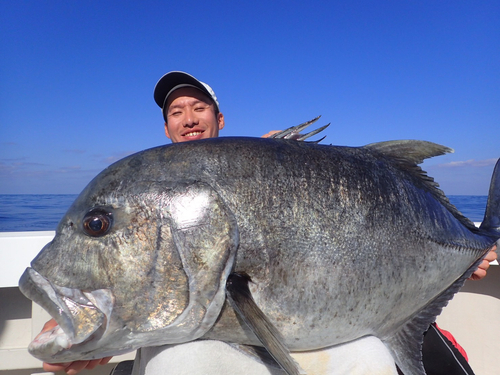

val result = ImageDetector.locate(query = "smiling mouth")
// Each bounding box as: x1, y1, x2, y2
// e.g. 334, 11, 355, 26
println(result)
183, 131, 204, 137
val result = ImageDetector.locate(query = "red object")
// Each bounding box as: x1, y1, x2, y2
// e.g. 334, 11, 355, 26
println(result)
434, 323, 469, 361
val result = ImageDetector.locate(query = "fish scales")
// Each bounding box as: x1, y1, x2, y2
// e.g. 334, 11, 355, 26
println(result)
19, 136, 499, 375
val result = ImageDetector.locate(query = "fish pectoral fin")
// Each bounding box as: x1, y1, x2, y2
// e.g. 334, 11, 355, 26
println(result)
228, 343, 283, 370
226, 273, 305, 375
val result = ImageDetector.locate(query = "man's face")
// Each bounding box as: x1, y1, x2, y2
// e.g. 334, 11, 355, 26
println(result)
164, 87, 224, 143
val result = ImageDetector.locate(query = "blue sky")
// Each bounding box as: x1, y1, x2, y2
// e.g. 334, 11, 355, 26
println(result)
1, 1, 498, 195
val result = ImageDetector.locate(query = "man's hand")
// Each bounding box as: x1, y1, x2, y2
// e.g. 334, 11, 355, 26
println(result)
469, 245, 497, 281
43, 357, 112, 375
261, 131, 281, 138
39, 319, 113, 374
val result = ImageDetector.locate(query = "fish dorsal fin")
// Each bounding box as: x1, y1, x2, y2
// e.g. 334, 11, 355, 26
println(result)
226, 273, 305, 375
364, 140, 453, 165
382, 253, 487, 375
269, 116, 330, 143
365, 140, 478, 232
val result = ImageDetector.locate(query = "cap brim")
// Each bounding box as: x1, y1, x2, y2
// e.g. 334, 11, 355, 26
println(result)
154, 71, 211, 108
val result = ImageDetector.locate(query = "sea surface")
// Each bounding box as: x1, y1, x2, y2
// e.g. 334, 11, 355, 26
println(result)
0, 194, 488, 232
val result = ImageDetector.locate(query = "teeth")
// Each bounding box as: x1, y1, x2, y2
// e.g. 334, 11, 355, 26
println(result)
184, 131, 202, 137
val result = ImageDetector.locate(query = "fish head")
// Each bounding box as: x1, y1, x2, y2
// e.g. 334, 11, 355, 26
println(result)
19, 153, 239, 362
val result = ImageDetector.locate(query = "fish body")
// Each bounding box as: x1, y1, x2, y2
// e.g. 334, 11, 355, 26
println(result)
19, 137, 499, 374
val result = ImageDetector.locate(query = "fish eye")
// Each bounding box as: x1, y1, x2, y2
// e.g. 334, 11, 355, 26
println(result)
82, 209, 113, 237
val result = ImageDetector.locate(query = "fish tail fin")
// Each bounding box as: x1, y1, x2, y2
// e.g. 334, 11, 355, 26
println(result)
479, 158, 500, 237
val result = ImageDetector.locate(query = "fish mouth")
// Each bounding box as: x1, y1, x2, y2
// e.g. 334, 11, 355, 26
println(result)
19, 268, 114, 359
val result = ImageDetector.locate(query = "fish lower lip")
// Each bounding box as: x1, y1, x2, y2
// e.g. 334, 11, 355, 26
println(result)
29, 323, 72, 357
19, 268, 113, 356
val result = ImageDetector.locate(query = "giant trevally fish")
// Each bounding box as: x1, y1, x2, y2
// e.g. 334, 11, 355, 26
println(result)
19, 125, 499, 375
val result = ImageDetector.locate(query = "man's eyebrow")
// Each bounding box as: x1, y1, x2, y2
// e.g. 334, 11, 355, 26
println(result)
168, 98, 210, 111
167, 103, 183, 111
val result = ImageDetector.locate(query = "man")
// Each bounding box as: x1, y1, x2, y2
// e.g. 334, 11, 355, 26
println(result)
41, 71, 497, 375
153, 71, 225, 143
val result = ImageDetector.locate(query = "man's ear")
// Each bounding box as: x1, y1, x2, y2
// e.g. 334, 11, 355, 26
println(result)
164, 122, 172, 139
217, 113, 225, 130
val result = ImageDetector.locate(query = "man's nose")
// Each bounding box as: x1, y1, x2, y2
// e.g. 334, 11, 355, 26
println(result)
184, 109, 198, 127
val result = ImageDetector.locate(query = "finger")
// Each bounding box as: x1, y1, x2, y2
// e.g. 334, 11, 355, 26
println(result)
65, 361, 91, 375
262, 130, 281, 138
469, 270, 485, 281
485, 249, 498, 262
41, 318, 58, 333
479, 258, 491, 271
469, 261, 489, 280
43, 362, 71, 372
100, 357, 113, 365
84, 357, 113, 369
84, 359, 105, 370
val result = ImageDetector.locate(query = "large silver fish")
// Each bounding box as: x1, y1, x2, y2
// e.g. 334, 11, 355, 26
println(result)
19, 131, 499, 375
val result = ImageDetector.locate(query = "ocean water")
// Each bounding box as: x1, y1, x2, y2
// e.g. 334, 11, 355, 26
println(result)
0, 194, 488, 232
0, 194, 78, 232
